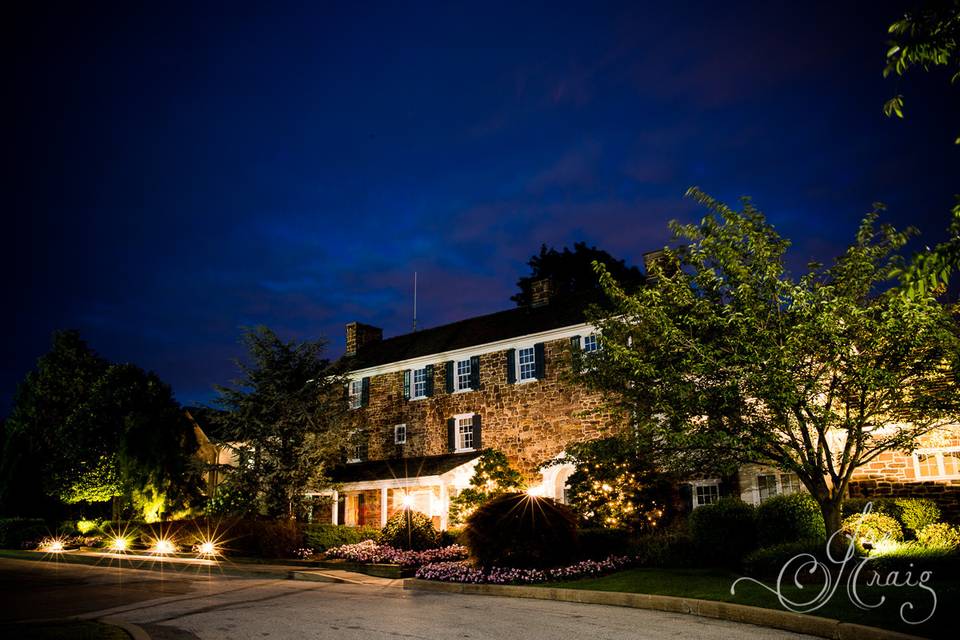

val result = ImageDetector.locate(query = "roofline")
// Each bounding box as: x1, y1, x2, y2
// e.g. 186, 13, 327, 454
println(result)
345, 321, 596, 379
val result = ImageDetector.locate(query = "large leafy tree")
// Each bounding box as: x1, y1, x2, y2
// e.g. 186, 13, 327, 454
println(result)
215, 326, 349, 519
586, 189, 960, 542
512, 242, 645, 306
448, 450, 525, 526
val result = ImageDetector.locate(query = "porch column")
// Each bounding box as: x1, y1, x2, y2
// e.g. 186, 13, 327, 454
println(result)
331, 490, 339, 525
439, 483, 448, 530
380, 486, 389, 527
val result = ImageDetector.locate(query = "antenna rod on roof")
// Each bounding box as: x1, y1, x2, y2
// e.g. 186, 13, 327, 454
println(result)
413, 271, 418, 332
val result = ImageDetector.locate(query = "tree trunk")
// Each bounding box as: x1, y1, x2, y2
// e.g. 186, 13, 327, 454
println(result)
819, 499, 843, 553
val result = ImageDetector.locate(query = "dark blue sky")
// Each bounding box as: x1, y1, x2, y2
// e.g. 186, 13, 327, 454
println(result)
5, 1, 959, 412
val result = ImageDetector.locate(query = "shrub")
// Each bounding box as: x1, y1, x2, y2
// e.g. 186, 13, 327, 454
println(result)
438, 528, 465, 547
866, 541, 960, 575
916, 522, 960, 549
632, 531, 696, 567
841, 511, 903, 545
464, 493, 578, 568
755, 493, 825, 547
688, 498, 757, 565
896, 499, 941, 537
577, 528, 633, 560
228, 519, 303, 558
381, 509, 438, 551
0, 518, 49, 549
742, 539, 827, 578
303, 524, 381, 552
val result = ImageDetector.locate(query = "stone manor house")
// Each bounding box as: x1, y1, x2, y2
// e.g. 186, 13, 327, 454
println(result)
316, 281, 960, 529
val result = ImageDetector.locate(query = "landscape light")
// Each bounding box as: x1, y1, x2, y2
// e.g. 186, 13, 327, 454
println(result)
45, 539, 65, 553
525, 486, 544, 497
110, 537, 129, 552
198, 541, 217, 556
401, 493, 415, 508
151, 538, 176, 554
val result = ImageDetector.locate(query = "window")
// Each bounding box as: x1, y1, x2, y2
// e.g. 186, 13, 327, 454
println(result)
348, 379, 363, 409
757, 474, 779, 501
780, 473, 801, 495
582, 334, 600, 353
456, 415, 474, 451
346, 431, 366, 463
692, 481, 719, 508
913, 448, 960, 479
394, 424, 407, 445
456, 359, 472, 391
518, 346, 536, 381
412, 367, 428, 398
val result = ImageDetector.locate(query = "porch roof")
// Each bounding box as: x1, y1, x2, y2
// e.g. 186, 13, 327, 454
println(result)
329, 451, 483, 484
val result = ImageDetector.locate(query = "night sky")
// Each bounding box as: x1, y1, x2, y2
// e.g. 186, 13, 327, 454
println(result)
5, 1, 959, 412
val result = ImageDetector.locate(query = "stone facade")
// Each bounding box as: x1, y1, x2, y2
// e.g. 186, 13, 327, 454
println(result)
345, 336, 617, 480
847, 430, 960, 521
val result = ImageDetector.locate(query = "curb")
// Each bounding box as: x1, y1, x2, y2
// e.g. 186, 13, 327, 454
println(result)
100, 617, 152, 640
402, 579, 924, 640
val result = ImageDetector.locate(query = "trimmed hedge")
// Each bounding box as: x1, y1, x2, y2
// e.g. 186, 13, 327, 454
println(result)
304, 524, 381, 552
465, 493, 578, 568
381, 510, 438, 551
688, 498, 757, 565
842, 497, 940, 539
755, 493, 825, 546
0, 518, 48, 549
841, 512, 903, 545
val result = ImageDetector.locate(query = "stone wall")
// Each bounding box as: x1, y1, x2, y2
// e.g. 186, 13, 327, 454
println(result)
346, 336, 618, 479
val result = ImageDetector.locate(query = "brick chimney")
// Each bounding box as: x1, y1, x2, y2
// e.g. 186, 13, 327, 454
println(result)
345, 322, 383, 356
530, 277, 554, 308
642, 250, 672, 280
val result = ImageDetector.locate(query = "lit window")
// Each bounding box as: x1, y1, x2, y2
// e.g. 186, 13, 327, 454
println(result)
518, 347, 536, 381
348, 380, 363, 409
582, 334, 600, 353
412, 368, 428, 398
914, 448, 960, 479
456, 415, 474, 451
693, 482, 719, 508
780, 473, 801, 495
456, 359, 472, 391
758, 474, 779, 501
394, 424, 407, 445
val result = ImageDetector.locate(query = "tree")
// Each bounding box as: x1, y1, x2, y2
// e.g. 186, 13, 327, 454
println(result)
215, 326, 349, 519
882, 0, 960, 144
586, 188, 960, 544
0, 331, 108, 516
447, 450, 524, 526
512, 242, 645, 306
550, 436, 672, 534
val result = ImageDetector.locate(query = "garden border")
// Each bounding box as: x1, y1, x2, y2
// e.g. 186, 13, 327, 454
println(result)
402, 578, 924, 640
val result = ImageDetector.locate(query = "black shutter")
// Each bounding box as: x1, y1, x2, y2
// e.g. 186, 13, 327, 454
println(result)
403, 370, 411, 400
446, 361, 455, 393
360, 377, 370, 407
506, 348, 516, 384
570, 335, 581, 373
472, 414, 482, 449
425, 364, 434, 397
447, 418, 456, 452
534, 342, 545, 379
470, 355, 480, 389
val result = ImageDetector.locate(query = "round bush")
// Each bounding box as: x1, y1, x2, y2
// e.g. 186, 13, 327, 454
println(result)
755, 493, 825, 546
464, 493, 578, 568
841, 512, 903, 545
688, 498, 757, 565
916, 523, 960, 549
895, 499, 941, 536
381, 509, 438, 551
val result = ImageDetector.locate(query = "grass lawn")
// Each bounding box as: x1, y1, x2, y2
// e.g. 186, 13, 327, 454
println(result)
0, 621, 130, 640
539, 567, 958, 639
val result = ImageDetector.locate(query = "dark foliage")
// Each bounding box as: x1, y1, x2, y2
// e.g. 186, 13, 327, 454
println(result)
464, 493, 578, 568
304, 524, 381, 551
512, 242, 644, 306
755, 493, 826, 547
688, 497, 757, 565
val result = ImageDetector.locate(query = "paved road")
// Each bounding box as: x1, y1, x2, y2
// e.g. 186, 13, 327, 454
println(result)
0, 558, 816, 640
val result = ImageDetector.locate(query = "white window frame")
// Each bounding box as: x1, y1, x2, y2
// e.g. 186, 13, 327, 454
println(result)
912, 447, 960, 480
581, 333, 601, 354
346, 430, 362, 464
453, 413, 475, 452
515, 345, 537, 383
692, 479, 720, 509
757, 473, 779, 501
454, 358, 473, 392
348, 379, 363, 410
411, 367, 428, 400
394, 423, 407, 445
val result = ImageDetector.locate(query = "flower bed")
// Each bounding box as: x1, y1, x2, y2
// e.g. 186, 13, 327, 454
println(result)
324, 540, 469, 567
415, 555, 634, 584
